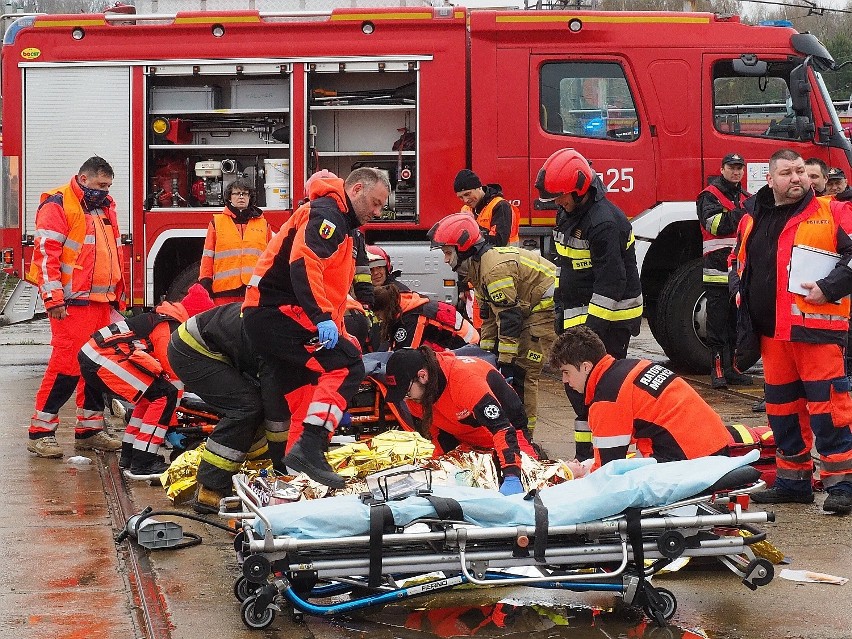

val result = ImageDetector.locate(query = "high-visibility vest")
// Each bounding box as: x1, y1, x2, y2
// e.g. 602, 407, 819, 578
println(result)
736, 196, 851, 340
209, 213, 269, 292
463, 196, 520, 245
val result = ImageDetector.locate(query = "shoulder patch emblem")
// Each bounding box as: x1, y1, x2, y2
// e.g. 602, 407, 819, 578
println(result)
318, 219, 336, 239
483, 404, 501, 420
394, 327, 407, 343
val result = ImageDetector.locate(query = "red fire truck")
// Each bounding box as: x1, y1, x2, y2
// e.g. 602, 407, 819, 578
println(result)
1, 5, 850, 371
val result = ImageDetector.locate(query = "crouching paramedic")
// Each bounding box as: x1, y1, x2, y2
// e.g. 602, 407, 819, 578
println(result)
242, 167, 390, 488
428, 212, 557, 431
168, 302, 288, 513
550, 326, 731, 471
384, 346, 538, 496
372, 284, 479, 351
77, 284, 214, 477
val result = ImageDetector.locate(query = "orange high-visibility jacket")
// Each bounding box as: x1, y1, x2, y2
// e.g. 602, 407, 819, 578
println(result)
243, 175, 356, 331
27, 177, 125, 310
585, 355, 732, 470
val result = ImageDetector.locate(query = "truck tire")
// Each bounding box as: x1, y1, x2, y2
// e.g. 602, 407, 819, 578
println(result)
654, 258, 711, 373
165, 261, 201, 302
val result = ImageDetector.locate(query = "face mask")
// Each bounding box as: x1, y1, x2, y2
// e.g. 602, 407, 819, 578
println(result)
81, 184, 109, 208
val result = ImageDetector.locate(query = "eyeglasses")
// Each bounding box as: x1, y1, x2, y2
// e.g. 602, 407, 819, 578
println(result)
231, 192, 250, 198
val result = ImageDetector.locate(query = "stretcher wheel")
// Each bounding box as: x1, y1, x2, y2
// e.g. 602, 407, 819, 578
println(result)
243, 554, 272, 584
657, 531, 686, 559
743, 557, 774, 588
643, 587, 677, 625
241, 595, 276, 630
234, 576, 260, 602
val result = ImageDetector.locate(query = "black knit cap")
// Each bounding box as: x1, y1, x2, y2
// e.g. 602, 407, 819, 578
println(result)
453, 169, 482, 193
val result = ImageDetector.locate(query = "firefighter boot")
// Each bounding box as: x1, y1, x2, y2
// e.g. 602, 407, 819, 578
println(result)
723, 348, 753, 386
118, 442, 133, 469
192, 485, 225, 515
710, 351, 728, 389
283, 424, 346, 489
267, 440, 288, 474
126, 450, 171, 480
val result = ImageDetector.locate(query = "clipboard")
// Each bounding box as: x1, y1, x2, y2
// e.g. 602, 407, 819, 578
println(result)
787, 244, 841, 296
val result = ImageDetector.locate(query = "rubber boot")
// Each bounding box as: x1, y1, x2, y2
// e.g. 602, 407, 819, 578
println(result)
710, 351, 728, 389
282, 424, 346, 489
723, 348, 753, 386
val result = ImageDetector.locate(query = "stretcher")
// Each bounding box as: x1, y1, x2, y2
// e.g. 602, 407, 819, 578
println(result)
226, 451, 776, 630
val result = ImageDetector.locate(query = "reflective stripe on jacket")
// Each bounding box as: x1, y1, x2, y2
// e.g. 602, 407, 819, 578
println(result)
27, 177, 125, 309
697, 179, 748, 285
468, 246, 556, 361
735, 195, 852, 342
553, 177, 642, 335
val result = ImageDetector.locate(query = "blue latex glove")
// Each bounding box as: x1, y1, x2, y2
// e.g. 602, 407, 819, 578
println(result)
316, 320, 339, 349
499, 475, 524, 496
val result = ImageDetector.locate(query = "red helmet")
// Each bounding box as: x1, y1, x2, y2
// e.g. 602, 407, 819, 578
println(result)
366, 245, 391, 271
428, 212, 483, 253
535, 148, 594, 202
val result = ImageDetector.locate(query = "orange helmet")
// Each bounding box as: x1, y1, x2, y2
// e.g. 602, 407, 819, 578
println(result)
535, 148, 594, 202
427, 212, 483, 253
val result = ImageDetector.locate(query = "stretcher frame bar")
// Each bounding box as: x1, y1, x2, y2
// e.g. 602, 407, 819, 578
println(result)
243, 509, 770, 555
261, 535, 750, 580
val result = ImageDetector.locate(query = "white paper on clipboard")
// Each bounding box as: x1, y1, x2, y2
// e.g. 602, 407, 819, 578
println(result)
787, 245, 841, 295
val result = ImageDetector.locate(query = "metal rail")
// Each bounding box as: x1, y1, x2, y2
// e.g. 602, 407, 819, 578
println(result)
100, 454, 173, 639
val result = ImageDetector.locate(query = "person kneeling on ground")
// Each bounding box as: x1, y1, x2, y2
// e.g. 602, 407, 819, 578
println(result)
372, 284, 479, 352
549, 326, 732, 471
384, 345, 537, 495
168, 302, 290, 513
77, 284, 214, 478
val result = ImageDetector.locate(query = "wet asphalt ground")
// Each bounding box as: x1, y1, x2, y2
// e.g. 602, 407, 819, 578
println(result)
1, 318, 850, 639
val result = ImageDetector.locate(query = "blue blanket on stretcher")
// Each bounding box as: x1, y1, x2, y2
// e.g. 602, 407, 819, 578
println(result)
254, 450, 760, 539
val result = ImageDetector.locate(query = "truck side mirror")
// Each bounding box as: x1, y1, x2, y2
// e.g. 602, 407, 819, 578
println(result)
789, 63, 812, 115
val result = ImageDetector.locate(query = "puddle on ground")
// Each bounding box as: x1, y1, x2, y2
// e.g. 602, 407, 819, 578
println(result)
330, 600, 706, 639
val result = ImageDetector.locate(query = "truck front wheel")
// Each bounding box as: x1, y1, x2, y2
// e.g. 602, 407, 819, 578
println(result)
166, 261, 201, 302
653, 258, 712, 374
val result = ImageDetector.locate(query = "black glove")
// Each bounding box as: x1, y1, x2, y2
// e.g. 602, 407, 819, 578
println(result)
499, 362, 517, 385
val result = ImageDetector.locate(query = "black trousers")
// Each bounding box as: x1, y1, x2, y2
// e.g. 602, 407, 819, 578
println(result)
704, 284, 737, 353
167, 338, 267, 492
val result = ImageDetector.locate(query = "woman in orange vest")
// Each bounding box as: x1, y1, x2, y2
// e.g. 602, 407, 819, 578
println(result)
372, 284, 479, 351
199, 179, 273, 305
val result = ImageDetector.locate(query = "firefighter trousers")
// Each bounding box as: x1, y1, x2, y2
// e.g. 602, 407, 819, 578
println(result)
78, 352, 179, 457
242, 306, 365, 452
761, 336, 852, 493
30, 302, 113, 438
167, 338, 274, 492
506, 311, 555, 431
565, 323, 632, 461
704, 284, 738, 352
